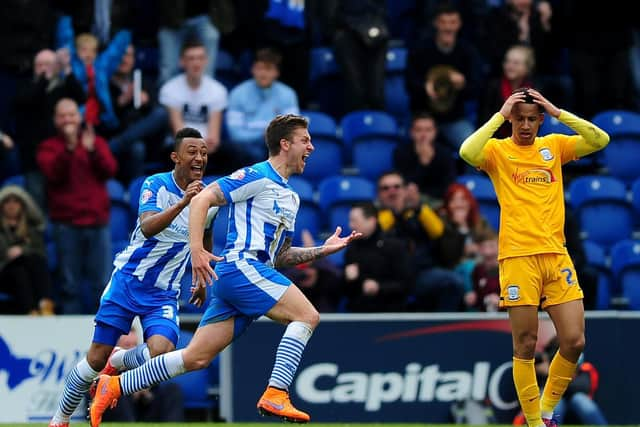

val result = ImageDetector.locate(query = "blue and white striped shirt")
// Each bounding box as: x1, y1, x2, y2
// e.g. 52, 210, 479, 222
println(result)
113, 172, 218, 291
217, 161, 299, 266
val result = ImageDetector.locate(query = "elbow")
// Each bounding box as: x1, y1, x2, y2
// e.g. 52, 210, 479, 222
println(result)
459, 144, 476, 166
139, 224, 153, 239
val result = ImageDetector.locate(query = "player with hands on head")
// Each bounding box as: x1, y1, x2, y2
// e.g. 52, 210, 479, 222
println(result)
459, 87, 609, 427
90, 114, 362, 426
49, 127, 216, 427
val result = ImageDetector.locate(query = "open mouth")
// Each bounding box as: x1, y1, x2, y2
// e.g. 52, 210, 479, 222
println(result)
191, 165, 203, 175
302, 153, 310, 164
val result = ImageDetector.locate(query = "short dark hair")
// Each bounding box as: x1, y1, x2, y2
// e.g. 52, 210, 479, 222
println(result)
352, 201, 378, 219
254, 48, 282, 68
512, 87, 544, 112
264, 114, 309, 156
377, 170, 405, 188
181, 38, 206, 56
175, 127, 203, 151
411, 111, 436, 125
434, 1, 460, 18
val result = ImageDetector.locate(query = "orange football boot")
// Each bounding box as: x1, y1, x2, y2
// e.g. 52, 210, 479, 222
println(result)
89, 375, 121, 427
257, 386, 310, 423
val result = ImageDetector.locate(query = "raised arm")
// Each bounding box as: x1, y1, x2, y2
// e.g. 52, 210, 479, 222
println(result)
528, 89, 609, 157
275, 226, 362, 268
139, 180, 204, 238
459, 91, 527, 167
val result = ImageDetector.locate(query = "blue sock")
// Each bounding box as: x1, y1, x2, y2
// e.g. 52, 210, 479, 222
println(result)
120, 350, 185, 395
118, 344, 150, 370
51, 358, 98, 422
268, 321, 313, 390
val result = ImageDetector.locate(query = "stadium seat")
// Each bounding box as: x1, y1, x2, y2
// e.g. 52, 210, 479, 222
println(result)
352, 138, 397, 181
631, 177, 640, 221
212, 205, 229, 254
583, 240, 614, 310
287, 176, 321, 245
128, 175, 147, 217
134, 46, 158, 75
384, 47, 410, 120
308, 47, 343, 118
609, 239, 640, 310
1, 174, 25, 188
592, 110, 640, 183
107, 179, 126, 203
538, 116, 576, 136
301, 110, 339, 141
302, 139, 343, 185
456, 174, 500, 231
317, 175, 376, 232
168, 330, 219, 410
108, 179, 132, 243
568, 175, 633, 249
340, 110, 399, 164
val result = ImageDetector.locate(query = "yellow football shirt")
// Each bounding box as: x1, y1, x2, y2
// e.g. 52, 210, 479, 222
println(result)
479, 134, 579, 260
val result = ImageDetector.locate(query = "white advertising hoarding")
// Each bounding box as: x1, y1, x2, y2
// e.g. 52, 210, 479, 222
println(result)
0, 315, 94, 422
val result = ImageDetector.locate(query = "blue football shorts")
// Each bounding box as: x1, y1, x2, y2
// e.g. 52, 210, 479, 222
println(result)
199, 258, 293, 335
93, 269, 180, 346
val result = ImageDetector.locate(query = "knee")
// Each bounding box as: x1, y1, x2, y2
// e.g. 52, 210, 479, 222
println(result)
86, 348, 110, 371
513, 331, 538, 359
304, 309, 320, 330
147, 341, 175, 357
560, 334, 586, 359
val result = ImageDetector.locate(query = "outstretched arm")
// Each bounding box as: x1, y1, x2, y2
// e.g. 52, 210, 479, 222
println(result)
275, 227, 362, 268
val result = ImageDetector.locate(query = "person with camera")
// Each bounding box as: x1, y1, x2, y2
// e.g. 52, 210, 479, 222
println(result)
13, 48, 87, 209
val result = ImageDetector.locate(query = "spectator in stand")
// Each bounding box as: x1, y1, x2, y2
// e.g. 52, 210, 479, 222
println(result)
343, 202, 412, 312
13, 48, 87, 209
37, 98, 117, 314
107, 44, 168, 182
280, 230, 343, 313
467, 229, 501, 312
226, 48, 299, 164
481, 0, 570, 108
478, 45, 534, 139
0, 129, 17, 184
377, 171, 464, 312
405, 2, 481, 149
257, 0, 311, 107
0, 185, 54, 315
322, 0, 389, 112
0, 0, 56, 132
437, 183, 495, 294
157, 0, 235, 85
554, 0, 636, 119
159, 39, 231, 174
56, 16, 131, 131
393, 112, 456, 204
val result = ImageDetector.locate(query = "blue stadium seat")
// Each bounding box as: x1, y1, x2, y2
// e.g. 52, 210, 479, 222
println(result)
287, 176, 314, 203
340, 110, 399, 164
301, 110, 339, 141
609, 239, 640, 310
308, 47, 343, 118
631, 177, 640, 221
107, 179, 126, 203
1, 174, 25, 188
456, 174, 500, 231
568, 175, 633, 249
317, 175, 376, 232
167, 330, 219, 409
212, 205, 229, 254
384, 47, 410, 120
110, 203, 132, 243
135, 46, 159, 74
538, 116, 576, 136
352, 138, 397, 181
592, 110, 640, 184
583, 240, 613, 310
128, 176, 147, 217
287, 176, 321, 244
302, 139, 343, 185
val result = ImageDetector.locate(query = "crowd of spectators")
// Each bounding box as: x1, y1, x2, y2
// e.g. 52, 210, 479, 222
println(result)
0, 0, 638, 315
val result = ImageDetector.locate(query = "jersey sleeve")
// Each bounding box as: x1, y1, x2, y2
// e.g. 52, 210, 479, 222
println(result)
138, 176, 164, 215
479, 139, 497, 173
550, 134, 579, 164
216, 167, 266, 203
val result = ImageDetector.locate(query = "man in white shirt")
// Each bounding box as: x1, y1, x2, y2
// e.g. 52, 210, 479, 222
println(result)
159, 39, 228, 162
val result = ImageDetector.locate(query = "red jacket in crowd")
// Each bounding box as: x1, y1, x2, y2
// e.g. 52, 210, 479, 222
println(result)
37, 134, 117, 226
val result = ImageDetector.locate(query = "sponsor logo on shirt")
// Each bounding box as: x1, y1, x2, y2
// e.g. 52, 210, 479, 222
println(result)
511, 167, 556, 185
141, 189, 153, 204
539, 147, 554, 161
